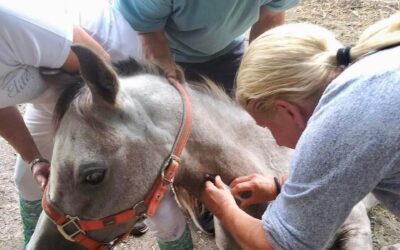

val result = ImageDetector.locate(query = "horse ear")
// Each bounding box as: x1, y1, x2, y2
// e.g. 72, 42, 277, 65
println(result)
71, 44, 119, 105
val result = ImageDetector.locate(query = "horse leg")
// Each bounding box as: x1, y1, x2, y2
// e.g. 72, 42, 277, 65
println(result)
27, 212, 84, 250
145, 190, 193, 250
330, 201, 373, 250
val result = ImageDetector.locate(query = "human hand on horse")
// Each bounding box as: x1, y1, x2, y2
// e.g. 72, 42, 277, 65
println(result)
138, 29, 179, 79
0, 107, 50, 192
230, 173, 283, 209
31, 159, 50, 192
202, 175, 239, 220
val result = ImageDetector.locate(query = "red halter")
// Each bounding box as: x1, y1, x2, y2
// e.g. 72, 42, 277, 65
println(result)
42, 77, 192, 250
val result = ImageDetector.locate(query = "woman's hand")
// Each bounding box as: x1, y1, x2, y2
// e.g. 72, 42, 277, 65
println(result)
203, 176, 274, 250
32, 161, 50, 192
202, 176, 238, 219
230, 173, 278, 209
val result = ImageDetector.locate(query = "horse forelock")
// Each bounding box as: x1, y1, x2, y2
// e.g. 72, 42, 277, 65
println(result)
53, 78, 110, 133
113, 58, 165, 77
53, 76, 85, 131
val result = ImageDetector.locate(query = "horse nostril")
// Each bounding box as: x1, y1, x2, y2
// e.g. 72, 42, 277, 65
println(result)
84, 169, 106, 185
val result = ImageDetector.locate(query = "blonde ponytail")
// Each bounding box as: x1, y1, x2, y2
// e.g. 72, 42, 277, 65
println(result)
351, 12, 400, 62
236, 23, 342, 112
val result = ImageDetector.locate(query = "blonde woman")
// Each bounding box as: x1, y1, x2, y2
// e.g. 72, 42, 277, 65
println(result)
203, 13, 400, 249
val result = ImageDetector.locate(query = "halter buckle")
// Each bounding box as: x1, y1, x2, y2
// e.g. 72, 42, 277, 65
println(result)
161, 155, 180, 184
56, 215, 85, 242
133, 201, 147, 218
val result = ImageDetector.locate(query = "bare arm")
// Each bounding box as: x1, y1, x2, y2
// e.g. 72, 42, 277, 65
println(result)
0, 106, 49, 190
62, 26, 111, 73
138, 29, 177, 77
203, 176, 274, 250
0, 106, 41, 162
221, 207, 273, 250
249, 7, 285, 43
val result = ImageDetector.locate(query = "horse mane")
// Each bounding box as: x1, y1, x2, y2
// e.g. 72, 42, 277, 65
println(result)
114, 58, 232, 103
186, 75, 232, 103
53, 59, 232, 131
113, 58, 165, 77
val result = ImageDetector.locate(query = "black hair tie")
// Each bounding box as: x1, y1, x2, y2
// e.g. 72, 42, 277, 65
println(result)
336, 46, 352, 67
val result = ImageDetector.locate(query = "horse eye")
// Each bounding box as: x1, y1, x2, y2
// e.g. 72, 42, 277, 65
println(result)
84, 169, 106, 185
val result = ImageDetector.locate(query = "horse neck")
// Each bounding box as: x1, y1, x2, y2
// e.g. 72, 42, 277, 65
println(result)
175, 89, 292, 195
119, 77, 290, 196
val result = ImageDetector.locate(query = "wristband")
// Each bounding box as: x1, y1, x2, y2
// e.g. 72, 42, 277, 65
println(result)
29, 158, 50, 172
273, 176, 281, 195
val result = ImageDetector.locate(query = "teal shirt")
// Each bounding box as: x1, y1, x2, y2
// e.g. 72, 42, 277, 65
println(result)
114, 0, 299, 63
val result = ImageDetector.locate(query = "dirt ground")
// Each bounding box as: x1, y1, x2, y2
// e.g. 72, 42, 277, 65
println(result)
0, 0, 399, 249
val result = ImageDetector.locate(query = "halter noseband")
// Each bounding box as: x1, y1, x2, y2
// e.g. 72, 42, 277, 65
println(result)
42, 77, 192, 250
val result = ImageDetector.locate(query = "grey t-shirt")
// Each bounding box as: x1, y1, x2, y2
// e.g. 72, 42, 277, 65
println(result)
263, 46, 400, 250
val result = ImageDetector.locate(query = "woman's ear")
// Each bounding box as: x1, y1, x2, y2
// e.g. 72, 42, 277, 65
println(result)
274, 100, 308, 130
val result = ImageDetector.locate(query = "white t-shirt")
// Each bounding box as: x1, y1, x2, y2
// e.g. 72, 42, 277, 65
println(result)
0, 0, 142, 108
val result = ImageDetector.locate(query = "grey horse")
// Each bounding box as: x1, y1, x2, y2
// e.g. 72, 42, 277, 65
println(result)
28, 45, 373, 250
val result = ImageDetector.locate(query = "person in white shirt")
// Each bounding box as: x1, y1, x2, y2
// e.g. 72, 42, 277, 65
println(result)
0, 0, 144, 246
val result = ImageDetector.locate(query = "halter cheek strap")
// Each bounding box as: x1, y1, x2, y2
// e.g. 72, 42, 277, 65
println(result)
42, 77, 192, 250
144, 155, 181, 216
145, 77, 192, 216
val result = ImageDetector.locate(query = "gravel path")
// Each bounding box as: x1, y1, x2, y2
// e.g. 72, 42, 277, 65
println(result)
1, 1, 399, 249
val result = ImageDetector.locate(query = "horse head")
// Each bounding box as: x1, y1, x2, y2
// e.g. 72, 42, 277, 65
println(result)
39, 45, 189, 248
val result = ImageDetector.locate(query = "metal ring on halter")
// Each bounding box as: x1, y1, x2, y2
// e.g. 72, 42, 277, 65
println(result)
133, 200, 147, 218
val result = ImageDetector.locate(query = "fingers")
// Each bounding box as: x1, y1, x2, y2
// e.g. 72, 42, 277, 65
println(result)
35, 174, 47, 192
40, 178, 48, 192
204, 175, 228, 190
32, 163, 50, 192
165, 69, 177, 79
229, 174, 254, 188
214, 176, 227, 189
229, 173, 264, 188
231, 182, 254, 196
204, 180, 215, 190
42, 181, 48, 192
